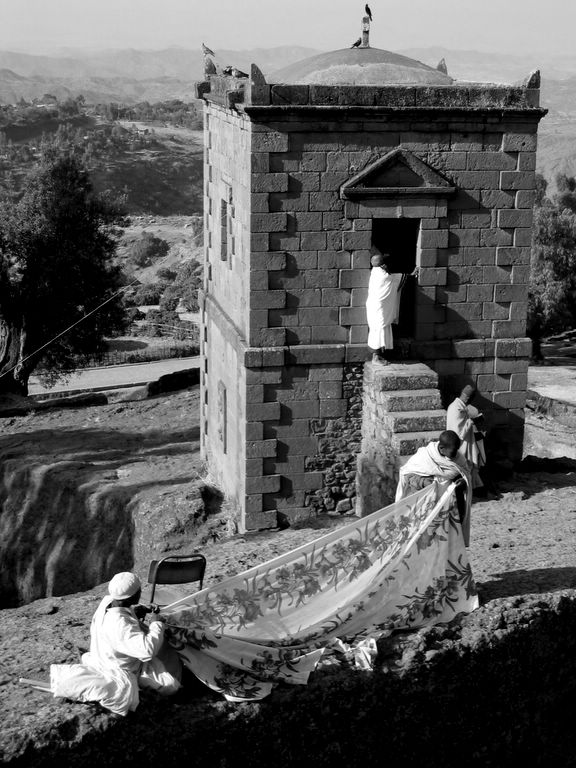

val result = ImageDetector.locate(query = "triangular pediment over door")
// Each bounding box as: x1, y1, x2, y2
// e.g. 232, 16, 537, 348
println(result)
340, 147, 455, 199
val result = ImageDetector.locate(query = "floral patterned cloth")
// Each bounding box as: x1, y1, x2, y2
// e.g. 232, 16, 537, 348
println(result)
165, 481, 478, 701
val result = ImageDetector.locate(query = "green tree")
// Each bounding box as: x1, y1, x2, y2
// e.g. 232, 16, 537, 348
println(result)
0, 150, 127, 394
132, 282, 164, 305
555, 173, 576, 214
528, 198, 576, 359
160, 259, 203, 312
534, 173, 548, 207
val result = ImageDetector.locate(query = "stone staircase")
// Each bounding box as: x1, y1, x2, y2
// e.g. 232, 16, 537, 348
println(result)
356, 361, 447, 516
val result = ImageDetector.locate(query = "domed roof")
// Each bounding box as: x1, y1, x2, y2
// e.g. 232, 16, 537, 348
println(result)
271, 47, 453, 86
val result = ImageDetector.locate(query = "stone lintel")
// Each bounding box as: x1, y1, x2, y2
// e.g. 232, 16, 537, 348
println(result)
342, 186, 454, 198
243, 104, 547, 120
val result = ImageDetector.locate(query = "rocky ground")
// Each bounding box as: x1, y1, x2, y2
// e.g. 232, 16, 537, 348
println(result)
2, 385, 576, 765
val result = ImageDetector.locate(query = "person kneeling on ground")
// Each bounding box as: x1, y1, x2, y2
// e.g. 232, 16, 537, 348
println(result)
395, 430, 472, 546
50, 572, 182, 716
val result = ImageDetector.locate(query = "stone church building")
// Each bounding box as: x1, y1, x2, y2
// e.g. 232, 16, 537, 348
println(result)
195, 33, 545, 530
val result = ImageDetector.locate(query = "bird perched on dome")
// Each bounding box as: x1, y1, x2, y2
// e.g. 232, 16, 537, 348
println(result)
351, 37, 362, 48
202, 42, 215, 57
365, 4, 373, 21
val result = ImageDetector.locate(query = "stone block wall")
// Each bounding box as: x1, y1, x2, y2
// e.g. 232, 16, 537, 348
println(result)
304, 363, 363, 515
201, 78, 544, 528
203, 102, 252, 337
202, 301, 247, 519
200, 102, 252, 507
240, 91, 543, 466
241, 351, 363, 529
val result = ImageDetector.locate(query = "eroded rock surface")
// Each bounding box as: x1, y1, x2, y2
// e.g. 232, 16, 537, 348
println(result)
0, 389, 225, 607
2, 391, 576, 765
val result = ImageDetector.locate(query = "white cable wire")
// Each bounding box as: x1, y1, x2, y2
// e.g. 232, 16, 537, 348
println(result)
0, 279, 139, 380
0, 248, 195, 380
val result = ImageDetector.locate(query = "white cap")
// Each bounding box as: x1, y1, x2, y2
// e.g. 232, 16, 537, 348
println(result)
108, 572, 141, 600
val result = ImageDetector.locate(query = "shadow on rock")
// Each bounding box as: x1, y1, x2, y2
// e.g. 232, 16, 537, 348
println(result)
9, 592, 576, 768
478, 566, 576, 602
495, 455, 576, 500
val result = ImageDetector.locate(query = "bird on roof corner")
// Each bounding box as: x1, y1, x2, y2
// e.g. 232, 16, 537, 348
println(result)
204, 57, 217, 76
202, 42, 215, 57
365, 4, 373, 21
436, 58, 448, 75
351, 37, 362, 48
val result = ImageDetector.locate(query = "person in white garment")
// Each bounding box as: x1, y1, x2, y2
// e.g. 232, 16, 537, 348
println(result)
395, 430, 472, 547
446, 385, 487, 490
366, 249, 415, 364
50, 572, 182, 716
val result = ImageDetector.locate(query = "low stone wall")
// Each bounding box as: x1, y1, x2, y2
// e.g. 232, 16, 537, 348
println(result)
4, 590, 576, 767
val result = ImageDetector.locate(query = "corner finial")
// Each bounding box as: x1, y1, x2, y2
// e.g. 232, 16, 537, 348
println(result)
436, 58, 448, 75
524, 69, 541, 89
204, 57, 217, 77
361, 15, 370, 48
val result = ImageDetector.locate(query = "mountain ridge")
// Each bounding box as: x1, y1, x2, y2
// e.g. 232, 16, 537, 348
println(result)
1, 45, 575, 184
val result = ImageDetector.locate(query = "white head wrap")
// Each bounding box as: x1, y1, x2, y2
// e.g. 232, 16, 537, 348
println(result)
108, 572, 141, 600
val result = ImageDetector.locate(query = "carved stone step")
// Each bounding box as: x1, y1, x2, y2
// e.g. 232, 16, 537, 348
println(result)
386, 409, 447, 434
380, 388, 443, 412
391, 429, 444, 456
364, 361, 439, 392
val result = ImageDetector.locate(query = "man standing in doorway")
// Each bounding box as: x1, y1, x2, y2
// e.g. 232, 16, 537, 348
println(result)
366, 248, 416, 364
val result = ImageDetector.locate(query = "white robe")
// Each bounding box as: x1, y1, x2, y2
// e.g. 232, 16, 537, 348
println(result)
446, 397, 486, 488
395, 441, 472, 546
366, 267, 403, 350
50, 596, 181, 716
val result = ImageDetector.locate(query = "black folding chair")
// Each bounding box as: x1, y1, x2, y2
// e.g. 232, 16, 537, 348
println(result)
147, 554, 206, 605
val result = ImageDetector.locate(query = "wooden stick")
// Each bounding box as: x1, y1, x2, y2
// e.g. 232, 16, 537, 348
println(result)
19, 677, 52, 692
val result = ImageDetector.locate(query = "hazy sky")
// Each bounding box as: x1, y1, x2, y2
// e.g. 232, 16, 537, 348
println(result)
0, 0, 574, 56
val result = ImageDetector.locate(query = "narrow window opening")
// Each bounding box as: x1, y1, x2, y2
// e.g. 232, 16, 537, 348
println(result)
220, 199, 228, 260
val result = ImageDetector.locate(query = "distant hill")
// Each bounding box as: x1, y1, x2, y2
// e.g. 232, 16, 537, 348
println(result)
399, 47, 576, 84
3, 45, 576, 117
0, 46, 319, 103
2, 45, 576, 185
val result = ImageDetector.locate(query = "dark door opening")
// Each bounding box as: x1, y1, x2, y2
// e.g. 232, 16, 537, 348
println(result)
371, 218, 420, 340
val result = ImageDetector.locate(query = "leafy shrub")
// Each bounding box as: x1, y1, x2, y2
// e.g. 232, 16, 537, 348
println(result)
129, 232, 170, 267
156, 267, 177, 283
133, 282, 163, 305
160, 259, 203, 312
